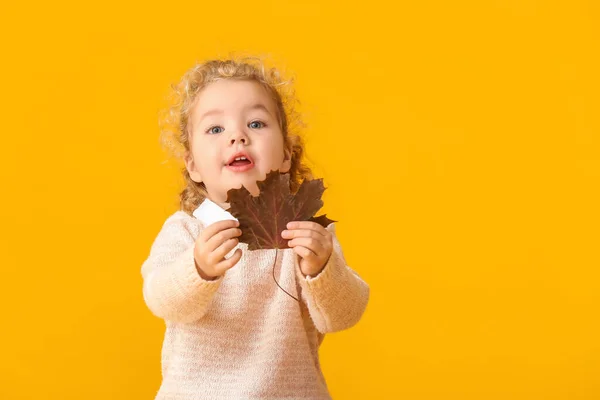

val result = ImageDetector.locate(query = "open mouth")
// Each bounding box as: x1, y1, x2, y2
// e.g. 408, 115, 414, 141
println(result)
226, 155, 255, 172
228, 156, 252, 166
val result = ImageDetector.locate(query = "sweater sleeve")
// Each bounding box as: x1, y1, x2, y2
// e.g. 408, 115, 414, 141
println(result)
294, 223, 370, 334
141, 212, 224, 324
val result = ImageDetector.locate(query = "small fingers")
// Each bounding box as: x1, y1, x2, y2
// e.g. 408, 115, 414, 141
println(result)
281, 227, 326, 240
208, 237, 239, 265
201, 219, 239, 242
286, 221, 327, 233
215, 248, 242, 273
205, 226, 242, 253
292, 245, 318, 260
287, 237, 324, 254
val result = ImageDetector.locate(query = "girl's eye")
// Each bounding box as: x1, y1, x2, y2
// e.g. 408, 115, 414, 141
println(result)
206, 126, 224, 135
249, 120, 265, 129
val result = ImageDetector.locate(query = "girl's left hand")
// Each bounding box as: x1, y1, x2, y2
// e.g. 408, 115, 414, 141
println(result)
281, 221, 333, 278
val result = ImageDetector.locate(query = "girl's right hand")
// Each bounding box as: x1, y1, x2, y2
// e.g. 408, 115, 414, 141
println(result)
193, 219, 242, 280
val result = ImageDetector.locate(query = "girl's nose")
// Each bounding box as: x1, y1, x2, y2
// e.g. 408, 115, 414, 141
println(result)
229, 130, 249, 145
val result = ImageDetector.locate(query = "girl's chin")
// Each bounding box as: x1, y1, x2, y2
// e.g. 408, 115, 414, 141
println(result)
234, 177, 261, 197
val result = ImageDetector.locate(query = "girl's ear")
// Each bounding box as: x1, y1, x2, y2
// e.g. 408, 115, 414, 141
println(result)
280, 147, 292, 173
185, 151, 203, 183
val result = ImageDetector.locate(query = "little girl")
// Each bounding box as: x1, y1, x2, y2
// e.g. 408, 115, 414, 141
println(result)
141, 56, 370, 399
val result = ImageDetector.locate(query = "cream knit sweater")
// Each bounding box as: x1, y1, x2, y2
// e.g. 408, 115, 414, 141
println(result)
141, 199, 370, 399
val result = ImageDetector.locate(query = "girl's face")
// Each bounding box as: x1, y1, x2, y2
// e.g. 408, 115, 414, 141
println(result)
185, 79, 292, 208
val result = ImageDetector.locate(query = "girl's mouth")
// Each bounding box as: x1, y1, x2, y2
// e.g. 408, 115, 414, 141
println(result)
227, 159, 254, 172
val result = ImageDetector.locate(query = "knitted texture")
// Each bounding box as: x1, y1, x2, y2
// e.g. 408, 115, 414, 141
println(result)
141, 210, 370, 399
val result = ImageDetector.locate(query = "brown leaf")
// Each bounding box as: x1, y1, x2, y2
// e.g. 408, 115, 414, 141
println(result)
225, 170, 337, 251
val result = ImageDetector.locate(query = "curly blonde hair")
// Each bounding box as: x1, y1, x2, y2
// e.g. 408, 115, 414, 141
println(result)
158, 54, 314, 216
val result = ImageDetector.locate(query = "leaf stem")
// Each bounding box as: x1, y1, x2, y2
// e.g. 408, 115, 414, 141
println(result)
272, 249, 299, 302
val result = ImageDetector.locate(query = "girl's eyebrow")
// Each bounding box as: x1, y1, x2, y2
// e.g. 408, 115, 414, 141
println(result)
246, 103, 272, 116
198, 103, 272, 124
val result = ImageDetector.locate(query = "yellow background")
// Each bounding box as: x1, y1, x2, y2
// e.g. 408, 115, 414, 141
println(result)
1, 0, 598, 399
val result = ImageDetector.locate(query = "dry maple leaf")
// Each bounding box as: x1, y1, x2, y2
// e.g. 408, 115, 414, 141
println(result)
225, 170, 336, 251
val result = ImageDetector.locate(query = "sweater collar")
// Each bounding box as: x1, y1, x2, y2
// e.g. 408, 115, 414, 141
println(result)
192, 198, 238, 227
